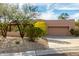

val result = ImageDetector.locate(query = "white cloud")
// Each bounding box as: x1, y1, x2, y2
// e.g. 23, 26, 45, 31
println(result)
56, 7, 79, 10
37, 12, 58, 20
69, 13, 79, 21
49, 3, 79, 10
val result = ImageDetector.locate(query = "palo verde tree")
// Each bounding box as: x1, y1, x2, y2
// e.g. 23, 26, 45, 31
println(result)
0, 3, 20, 38
12, 11, 26, 39
6, 4, 19, 31
22, 4, 39, 19
14, 4, 39, 39
0, 3, 9, 38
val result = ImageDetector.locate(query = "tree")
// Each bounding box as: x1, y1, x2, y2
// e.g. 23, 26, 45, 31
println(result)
58, 13, 69, 20
14, 4, 39, 39
11, 4, 45, 41
0, 3, 20, 38
6, 4, 20, 31
0, 3, 46, 42
22, 4, 39, 19
0, 4, 9, 48
0, 3, 7, 18
0, 3, 9, 38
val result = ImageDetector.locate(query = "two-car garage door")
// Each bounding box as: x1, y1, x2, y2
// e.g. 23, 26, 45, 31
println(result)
48, 26, 71, 36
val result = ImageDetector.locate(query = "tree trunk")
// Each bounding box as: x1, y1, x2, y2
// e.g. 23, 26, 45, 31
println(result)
16, 21, 24, 39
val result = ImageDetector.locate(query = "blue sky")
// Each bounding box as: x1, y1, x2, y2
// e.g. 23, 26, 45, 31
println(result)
29, 3, 79, 20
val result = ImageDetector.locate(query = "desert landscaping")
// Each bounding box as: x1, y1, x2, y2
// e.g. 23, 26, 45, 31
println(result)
0, 3, 79, 56
0, 36, 48, 53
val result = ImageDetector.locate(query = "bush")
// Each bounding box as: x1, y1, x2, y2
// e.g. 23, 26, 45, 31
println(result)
70, 29, 75, 35
74, 29, 79, 36
26, 24, 46, 42
34, 20, 47, 35
70, 28, 79, 36
0, 23, 8, 38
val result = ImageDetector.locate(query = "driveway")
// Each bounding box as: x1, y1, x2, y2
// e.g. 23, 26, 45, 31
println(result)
30, 36, 79, 56
46, 36, 79, 54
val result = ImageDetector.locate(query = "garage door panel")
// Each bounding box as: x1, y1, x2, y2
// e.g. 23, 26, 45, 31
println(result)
48, 27, 71, 36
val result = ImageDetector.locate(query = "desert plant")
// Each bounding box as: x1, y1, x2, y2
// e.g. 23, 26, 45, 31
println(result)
0, 22, 8, 38
0, 4, 15, 38
75, 21, 79, 27
74, 29, 79, 36
26, 24, 46, 42
34, 20, 47, 35
70, 29, 75, 35
70, 28, 79, 36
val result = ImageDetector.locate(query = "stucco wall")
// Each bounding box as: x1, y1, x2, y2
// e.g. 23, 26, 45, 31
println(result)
45, 20, 75, 36
45, 20, 75, 30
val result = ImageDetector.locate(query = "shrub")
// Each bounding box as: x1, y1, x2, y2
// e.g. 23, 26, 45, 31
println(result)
26, 24, 46, 42
70, 28, 79, 36
0, 22, 8, 38
34, 20, 47, 35
74, 29, 79, 36
70, 29, 75, 35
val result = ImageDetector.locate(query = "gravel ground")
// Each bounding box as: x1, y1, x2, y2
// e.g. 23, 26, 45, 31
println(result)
0, 37, 48, 53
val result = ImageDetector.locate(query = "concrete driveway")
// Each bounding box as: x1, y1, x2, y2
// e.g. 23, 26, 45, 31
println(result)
46, 36, 79, 53
30, 36, 79, 56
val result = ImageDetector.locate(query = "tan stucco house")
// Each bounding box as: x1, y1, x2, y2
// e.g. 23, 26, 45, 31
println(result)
7, 19, 75, 36
45, 20, 75, 36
